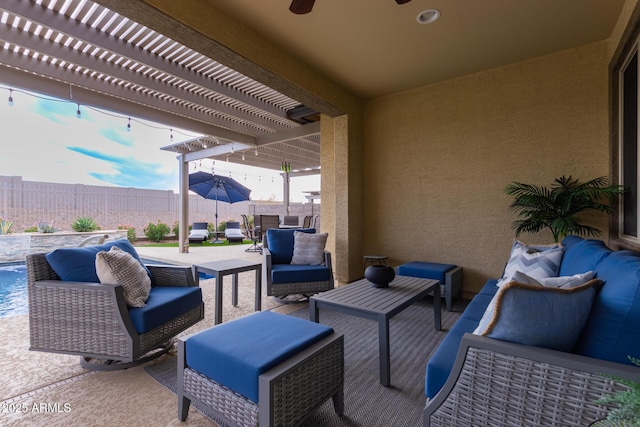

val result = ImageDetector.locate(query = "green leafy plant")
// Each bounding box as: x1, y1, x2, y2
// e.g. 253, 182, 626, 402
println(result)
143, 220, 170, 242
37, 221, 56, 233
504, 176, 625, 243
117, 225, 136, 242
172, 221, 180, 237
24, 225, 38, 233
71, 216, 100, 232
0, 218, 13, 234
596, 356, 640, 426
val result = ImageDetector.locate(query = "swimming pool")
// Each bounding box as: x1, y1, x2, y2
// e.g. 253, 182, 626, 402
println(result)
0, 263, 28, 318
0, 259, 210, 319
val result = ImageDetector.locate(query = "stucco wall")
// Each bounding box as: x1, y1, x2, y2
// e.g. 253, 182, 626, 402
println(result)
363, 42, 611, 294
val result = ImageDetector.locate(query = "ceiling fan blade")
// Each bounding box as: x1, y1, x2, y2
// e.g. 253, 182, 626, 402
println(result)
290, 0, 315, 14
395, 0, 412, 4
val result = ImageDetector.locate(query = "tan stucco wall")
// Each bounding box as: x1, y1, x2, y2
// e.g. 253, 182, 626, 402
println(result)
116, 0, 640, 292
363, 42, 611, 294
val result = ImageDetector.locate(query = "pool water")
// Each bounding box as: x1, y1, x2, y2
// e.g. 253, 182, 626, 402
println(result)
0, 264, 28, 318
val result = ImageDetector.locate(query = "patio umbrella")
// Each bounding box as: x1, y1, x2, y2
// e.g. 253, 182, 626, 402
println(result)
188, 171, 252, 243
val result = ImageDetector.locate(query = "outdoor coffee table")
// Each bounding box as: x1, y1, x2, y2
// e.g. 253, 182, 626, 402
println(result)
309, 275, 441, 387
194, 259, 262, 325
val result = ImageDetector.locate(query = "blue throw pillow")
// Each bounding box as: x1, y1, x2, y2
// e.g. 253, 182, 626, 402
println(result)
474, 279, 600, 352
45, 239, 149, 282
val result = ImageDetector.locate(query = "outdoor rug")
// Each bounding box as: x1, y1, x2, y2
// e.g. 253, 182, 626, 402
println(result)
145, 297, 464, 427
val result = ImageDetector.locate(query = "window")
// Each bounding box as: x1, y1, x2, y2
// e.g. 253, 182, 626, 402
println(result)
620, 47, 638, 239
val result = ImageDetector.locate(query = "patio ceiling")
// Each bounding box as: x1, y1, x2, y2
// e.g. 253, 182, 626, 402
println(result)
0, 0, 322, 172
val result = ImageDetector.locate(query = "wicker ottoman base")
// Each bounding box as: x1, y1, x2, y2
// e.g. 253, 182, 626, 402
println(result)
177, 330, 344, 427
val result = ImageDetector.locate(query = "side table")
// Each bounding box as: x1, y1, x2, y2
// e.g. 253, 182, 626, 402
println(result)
194, 259, 262, 324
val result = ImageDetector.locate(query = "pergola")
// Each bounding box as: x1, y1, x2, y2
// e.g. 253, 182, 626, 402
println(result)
0, 0, 324, 251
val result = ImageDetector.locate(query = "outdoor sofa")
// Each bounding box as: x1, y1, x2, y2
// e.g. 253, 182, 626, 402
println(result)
423, 235, 640, 426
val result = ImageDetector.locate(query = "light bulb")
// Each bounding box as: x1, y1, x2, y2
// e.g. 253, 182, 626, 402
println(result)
76, 104, 81, 119
127, 117, 131, 131
8, 89, 13, 107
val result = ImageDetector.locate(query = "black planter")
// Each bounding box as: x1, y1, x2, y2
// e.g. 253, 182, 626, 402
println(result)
365, 265, 396, 288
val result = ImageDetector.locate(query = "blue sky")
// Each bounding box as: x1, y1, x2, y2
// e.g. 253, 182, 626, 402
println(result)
0, 87, 319, 202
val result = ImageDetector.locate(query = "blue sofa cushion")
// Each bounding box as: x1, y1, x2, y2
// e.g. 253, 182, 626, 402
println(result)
266, 228, 315, 264
128, 286, 202, 334
46, 239, 149, 282
397, 262, 456, 283
558, 236, 612, 277
425, 318, 479, 399
575, 251, 640, 365
271, 264, 331, 284
475, 280, 600, 352
185, 311, 333, 403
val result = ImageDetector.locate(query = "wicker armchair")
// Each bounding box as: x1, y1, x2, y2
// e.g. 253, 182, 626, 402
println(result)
424, 333, 640, 427
262, 228, 334, 300
27, 252, 204, 370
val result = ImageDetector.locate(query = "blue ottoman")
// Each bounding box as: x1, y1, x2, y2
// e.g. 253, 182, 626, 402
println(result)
398, 262, 463, 311
177, 311, 344, 427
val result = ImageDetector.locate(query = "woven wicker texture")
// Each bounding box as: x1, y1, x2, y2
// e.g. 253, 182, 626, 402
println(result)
427, 346, 628, 427
27, 252, 204, 363
180, 334, 344, 427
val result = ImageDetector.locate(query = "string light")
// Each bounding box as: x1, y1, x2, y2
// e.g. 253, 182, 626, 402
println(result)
1, 85, 199, 141
255, 148, 258, 156
127, 117, 131, 131
242, 151, 245, 161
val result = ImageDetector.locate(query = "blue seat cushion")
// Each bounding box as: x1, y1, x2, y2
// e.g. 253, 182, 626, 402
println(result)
266, 228, 315, 264
271, 264, 331, 284
128, 286, 202, 334
460, 293, 495, 323
558, 236, 612, 277
185, 311, 334, 403
425, 318, 479, 399
575, 251, 640, 364
46, 239, 149, 282
398, 262, 457, 283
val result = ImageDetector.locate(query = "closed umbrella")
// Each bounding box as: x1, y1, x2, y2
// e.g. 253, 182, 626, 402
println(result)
188, 171, 252, 243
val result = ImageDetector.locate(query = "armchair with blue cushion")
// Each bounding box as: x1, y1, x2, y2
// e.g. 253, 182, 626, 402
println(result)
27, 239, 204, 371
262, 228, 334, 300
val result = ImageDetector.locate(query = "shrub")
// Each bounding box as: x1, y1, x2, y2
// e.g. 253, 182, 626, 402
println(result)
172, 221, 180, 237
143, 220, 170, 242
117, 225, 136, 242
71, 216, 99, 232
24, 225, 38, 233
0, 218, 13, 234
37, 222, 56, 233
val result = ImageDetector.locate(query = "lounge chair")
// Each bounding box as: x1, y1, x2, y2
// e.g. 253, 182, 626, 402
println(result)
189, 222, 209, 244
224, 221, 244, 243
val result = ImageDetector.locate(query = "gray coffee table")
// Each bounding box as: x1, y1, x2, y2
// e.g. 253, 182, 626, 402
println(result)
194, 259, 262, 325
309, 275, 441, 387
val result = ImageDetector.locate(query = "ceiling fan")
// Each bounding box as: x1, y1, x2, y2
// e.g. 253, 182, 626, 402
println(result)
290, 0, 411, 15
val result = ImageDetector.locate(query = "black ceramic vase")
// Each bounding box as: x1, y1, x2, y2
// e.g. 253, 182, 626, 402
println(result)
365, 265, 396, 288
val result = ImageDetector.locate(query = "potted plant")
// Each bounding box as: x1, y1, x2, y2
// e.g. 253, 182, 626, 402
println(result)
592, 356, 640, 426
504, 175, 625, 243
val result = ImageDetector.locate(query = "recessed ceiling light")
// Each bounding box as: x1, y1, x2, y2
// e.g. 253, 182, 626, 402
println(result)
416, 9, 440, 25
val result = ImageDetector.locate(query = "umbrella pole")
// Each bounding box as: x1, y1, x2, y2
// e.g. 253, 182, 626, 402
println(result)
213, 193, 223, 243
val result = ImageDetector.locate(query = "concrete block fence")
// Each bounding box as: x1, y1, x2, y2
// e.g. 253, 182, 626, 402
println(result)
0, 176, 319, 262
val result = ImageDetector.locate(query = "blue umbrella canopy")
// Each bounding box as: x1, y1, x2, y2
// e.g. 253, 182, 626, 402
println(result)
188, 172, 252, 242
188, 171, 252, 203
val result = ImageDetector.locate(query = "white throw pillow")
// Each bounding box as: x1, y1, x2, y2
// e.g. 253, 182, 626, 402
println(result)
95, 246, 151, 307
513, 270, 595, 289
290, 231, 328, 265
